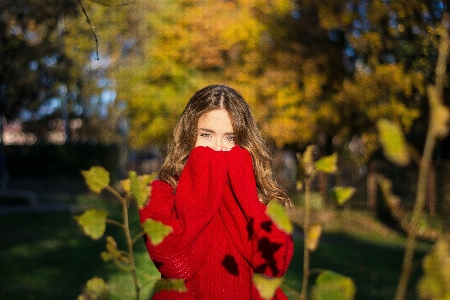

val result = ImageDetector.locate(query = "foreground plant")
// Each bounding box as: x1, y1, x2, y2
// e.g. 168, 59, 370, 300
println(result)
75, 167, 156, 300
296, 145, 356, 300
376, 24, 450, 300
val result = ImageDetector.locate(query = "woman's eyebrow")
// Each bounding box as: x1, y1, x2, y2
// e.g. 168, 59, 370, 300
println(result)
198, 128, 215, 133
198, 128, 234, 135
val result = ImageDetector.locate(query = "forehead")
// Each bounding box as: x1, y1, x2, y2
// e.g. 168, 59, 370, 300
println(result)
198, 109, 233, 130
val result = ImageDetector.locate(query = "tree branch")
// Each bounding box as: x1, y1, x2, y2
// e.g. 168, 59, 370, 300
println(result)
77, 0, 99, 60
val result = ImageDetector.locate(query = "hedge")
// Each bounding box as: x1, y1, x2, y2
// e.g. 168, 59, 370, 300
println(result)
4, 143, 120, 178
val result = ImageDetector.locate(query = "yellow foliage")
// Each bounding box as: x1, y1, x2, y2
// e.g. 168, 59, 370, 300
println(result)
337, 63, 424, 133
87, 0, 431, 152
349, 32, 383, 54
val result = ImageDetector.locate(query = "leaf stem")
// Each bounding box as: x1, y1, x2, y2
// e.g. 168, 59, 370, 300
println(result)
132, 231, 145, 245
105, 186, 126, 205
106, 219, 125, 229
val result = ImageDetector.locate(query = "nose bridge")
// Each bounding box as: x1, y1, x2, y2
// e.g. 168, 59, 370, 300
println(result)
215, 136, 223, 150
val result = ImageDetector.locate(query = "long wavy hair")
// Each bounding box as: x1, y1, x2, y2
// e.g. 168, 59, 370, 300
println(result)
159, 84, 291, 207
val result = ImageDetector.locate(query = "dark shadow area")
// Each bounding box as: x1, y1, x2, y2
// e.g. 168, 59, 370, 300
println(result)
0, 207, 143, 300
222, 254, 239, 276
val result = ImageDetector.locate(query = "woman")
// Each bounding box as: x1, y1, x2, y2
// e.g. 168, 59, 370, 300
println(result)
139, 84, 294, 299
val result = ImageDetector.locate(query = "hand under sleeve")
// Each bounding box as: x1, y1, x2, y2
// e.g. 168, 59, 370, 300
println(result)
139, 146, 229, 280
225, 146, 294, 277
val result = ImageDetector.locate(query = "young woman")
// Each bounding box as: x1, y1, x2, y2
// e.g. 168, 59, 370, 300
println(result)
139, 84, 294, 299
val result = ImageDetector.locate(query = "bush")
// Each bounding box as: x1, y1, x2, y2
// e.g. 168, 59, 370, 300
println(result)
5, 143, 120, 178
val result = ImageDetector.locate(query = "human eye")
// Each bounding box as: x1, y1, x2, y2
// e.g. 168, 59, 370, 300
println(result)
225, 135, 235, 142
199, 132, 212, 138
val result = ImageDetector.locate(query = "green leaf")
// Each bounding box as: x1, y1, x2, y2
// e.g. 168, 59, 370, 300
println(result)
266, 201, 293, 234
142, 218, 174, 246
101, 236, 130, 264
312, 270, 356, 300
333, 187, 355, 205
121, 178, 131, 193
377, 176, 401, 208
77, 276, 109, 300
74, 209, 108, 240
376, 119, 410, 166
129, 171, 156, 209
432, 104, 450, 138
153, 278, 187, 293
428, 85, 450, 139
81, 166, 110, 194
307, 224, 322, 251
299, 145, 315, 176
252, 273, 283, 300
315, 153, 337, 174
417, 239, 450, 300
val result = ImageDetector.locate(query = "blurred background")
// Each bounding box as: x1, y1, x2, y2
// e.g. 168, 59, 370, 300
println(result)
0, 0, 449, 299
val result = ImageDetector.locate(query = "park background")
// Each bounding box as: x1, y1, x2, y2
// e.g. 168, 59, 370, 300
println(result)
1, 0, 450, 299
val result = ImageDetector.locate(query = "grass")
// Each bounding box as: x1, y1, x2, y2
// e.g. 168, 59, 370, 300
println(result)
0, 189, 160, 300
0, 182, 432, 300
284, 209, 430, 300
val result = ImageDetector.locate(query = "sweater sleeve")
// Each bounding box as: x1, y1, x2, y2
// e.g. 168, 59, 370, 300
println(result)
223, 146, 294, 278
139, 146, 228, 280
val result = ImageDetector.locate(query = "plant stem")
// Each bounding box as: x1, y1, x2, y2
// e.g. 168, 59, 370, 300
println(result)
106, 219, 125, 229
395, 24, 449, 300
121, 197, 140, 300
106, 186, 126, 205
132, 231, 145, 245
394, 126, 435, 300
300, 176, 312, 300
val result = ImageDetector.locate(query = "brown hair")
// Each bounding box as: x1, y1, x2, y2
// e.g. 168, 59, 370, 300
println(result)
159, 84, 291, 207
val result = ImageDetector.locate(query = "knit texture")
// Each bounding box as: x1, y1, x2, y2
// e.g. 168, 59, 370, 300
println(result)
139, 146, 294, 300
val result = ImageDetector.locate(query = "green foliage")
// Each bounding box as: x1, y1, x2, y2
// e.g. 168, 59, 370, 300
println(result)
376, 119, 410, 166
300, 145, 315, 176
374, 26, 450, 300
153, 278, 188, 294
4, 0, 447, 155
332, 187, 356, 206
94, 0, 446, 153
141, 218, 173, 246
101, 236, 131, 269
306, 224, 322, 251
315, 153, 338, 174
417, 239, 450, 300
129, 172, 156, 209
296, 147, 356, 299
82, 167, 110, 194
266, 201, 293, 234
77, 277, 109, 300
74, 209, 108, 240
121, 171, 156, 209
312, 271, 356, 300
252, 273, 283, 300
429, 97, 450, 139
75, 166, 160, 300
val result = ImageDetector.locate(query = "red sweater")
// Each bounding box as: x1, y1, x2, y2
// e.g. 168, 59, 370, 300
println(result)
139, 146, 294, 300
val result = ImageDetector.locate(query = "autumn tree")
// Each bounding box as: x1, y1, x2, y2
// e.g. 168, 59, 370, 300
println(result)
0, 0, 79, 120
113, 0, 348, 150
111, 0, 446, 157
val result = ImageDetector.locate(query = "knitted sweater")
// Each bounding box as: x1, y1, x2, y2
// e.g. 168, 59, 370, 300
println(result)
139, 146, 294, 300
